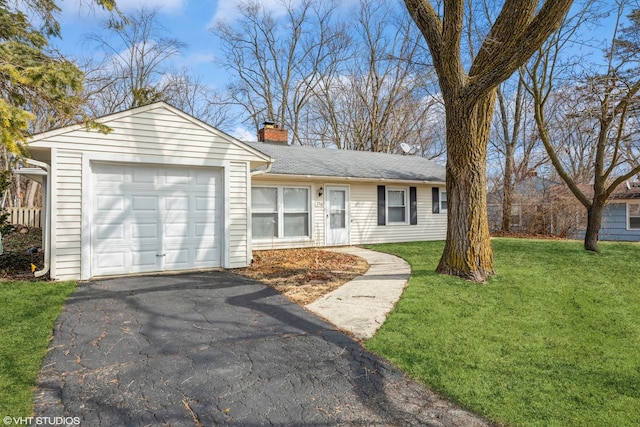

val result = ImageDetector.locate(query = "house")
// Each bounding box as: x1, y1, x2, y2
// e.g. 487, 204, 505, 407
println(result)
17, 102, 446, 280
593, 181, 640, 241
487, 175, 558, 234
548, 181, 640, 241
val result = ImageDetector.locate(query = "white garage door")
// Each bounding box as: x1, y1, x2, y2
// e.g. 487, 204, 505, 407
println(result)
91, 163, 223, 276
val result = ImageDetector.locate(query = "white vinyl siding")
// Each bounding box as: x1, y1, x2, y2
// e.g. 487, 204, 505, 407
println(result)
251, 177, 446, 250
350, 183, 445, 245
28, 104, 268, 280
52, 151, 83, 280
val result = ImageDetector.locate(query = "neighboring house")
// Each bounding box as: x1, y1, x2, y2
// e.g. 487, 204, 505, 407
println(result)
550, 181, 640, 241
487, 175, 558, 234
594, 182, 640, 241
17, 102, 446, 281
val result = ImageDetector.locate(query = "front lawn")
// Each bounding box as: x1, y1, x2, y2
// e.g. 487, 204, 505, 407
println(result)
0, 281, 75, 415
365, 238, 640, 427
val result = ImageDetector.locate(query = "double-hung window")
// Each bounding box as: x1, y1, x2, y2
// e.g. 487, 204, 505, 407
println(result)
252, 187, 278, 238
628, 203, 640, 229
387, 188, 407, 223
378, 185, 417, 225
252, 186, 310, 239
432, 187, 447, 214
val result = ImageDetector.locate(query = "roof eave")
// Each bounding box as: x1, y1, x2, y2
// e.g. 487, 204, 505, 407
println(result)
252, 172, 445, 185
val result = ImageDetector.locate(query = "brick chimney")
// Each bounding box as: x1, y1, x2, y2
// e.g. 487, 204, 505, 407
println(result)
258, 120, 288, 144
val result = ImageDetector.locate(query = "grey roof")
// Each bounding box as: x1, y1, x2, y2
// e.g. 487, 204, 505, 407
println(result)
246, 142, 445, 183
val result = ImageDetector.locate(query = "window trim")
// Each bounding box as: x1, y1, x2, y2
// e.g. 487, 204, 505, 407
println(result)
251, 185, 311, 240
440, 189, 448, 213
627, 202, 640, 230
386, 187, 409, 224
433, 187, 446, 214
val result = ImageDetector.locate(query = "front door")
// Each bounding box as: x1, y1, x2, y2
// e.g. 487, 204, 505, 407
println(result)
325, 185, 349, 246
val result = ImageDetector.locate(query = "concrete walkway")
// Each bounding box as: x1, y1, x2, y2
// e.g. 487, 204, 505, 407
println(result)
306, 247, 411, 340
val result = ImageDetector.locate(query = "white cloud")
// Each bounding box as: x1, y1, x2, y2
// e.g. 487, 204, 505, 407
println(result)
112, 0, 186, 13
184, 52, 217, 66
60, 0, 186, 24
208, 0, 302, 28
230, 126, 256, 142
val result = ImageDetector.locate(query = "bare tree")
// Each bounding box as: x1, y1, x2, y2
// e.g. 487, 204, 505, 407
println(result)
83, 7, 186, 115
214, 0, 351, 144
526, 0, 640, 252
162, 69, 232, 128
307, 0, 443, 157
403, 0, 574, 281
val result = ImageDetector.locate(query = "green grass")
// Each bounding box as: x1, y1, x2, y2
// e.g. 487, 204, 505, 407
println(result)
365, 238, 640, 427
0, 281, 75, 415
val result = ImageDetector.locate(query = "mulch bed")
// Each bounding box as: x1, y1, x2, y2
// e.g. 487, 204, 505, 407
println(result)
233, 248, 369, 305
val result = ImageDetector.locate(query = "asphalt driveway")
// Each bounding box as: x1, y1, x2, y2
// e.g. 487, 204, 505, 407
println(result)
35, 271, 490, 426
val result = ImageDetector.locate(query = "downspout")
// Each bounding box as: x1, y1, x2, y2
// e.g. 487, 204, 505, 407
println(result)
22, 159, 51, 278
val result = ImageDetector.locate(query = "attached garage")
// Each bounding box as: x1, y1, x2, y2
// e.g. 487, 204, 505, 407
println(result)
22, 102, 272, 281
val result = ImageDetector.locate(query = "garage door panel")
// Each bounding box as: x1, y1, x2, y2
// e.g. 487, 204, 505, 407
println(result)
195, 221, 216, 237
165, 249, 189, 267
132, 167, 157, 184
94, 164, 126, 182
164, 222, 189, 238
131, 250, 162, 270
96, 195, 125, 212
193, 171, 218, 187
95, 223, 126, 241
165, 169, 190, 185
131, 221, 159, 240
132, 195, 159, 212
91, 162, 222, 277
195, 247, 218, 263
95, 251, 126, 271
165, 196, 189, 212
195, 196, 216, 211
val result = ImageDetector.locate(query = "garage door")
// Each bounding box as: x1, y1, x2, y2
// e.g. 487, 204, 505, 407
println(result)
91, 163, 223, 276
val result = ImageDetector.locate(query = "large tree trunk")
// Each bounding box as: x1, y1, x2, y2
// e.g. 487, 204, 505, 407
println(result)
437, 91, 496, 282
584, 198, 604, 252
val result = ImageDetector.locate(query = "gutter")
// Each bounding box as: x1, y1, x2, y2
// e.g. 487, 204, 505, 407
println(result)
18, 159, 51, 278
250, 159, 273, 176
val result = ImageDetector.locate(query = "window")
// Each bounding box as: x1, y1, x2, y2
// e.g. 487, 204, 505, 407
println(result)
387, 189, 407, 223
378, 185, 417, 225
628, 203, 640, 229
283, 188, 309, 237
252, 186, 310, 239
252, 187, 278, 238
511, 205, 521, 227
432, 187, 446, 213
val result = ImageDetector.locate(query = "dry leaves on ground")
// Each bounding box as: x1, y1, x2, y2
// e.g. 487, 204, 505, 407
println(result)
233, 248, 369, 305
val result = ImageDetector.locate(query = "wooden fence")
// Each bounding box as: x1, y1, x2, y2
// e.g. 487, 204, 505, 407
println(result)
6, 207, 42, 228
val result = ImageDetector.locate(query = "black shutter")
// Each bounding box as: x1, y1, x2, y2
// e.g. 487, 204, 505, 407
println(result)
432, 187, 440, 214
410, 186, 418, 225
377, 185, 386, 225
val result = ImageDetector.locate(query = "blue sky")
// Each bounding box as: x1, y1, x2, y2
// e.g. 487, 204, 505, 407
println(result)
55, 0, 243, 91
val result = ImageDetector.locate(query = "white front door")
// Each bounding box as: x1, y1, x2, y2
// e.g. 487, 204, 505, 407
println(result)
325, 185, 349, 246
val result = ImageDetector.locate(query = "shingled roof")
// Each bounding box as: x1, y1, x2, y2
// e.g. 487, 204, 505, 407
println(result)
246, 142, 446, 183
